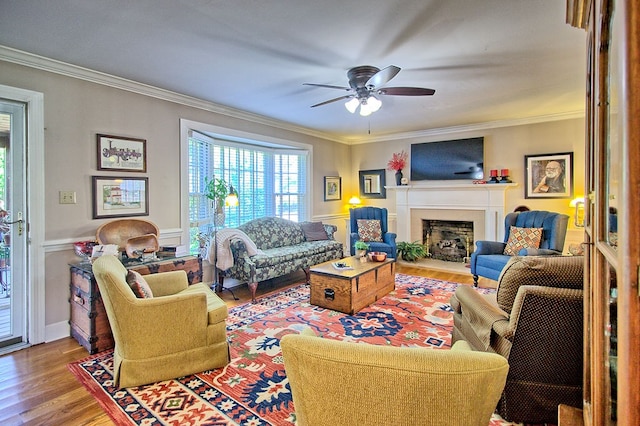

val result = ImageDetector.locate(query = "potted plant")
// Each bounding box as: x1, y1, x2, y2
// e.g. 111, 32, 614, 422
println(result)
396, 241, 428, 262
354, 240, 370, 258
204, 177, 229, 226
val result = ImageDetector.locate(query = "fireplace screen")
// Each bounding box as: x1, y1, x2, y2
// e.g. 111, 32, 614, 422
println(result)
422, 220, 474, 262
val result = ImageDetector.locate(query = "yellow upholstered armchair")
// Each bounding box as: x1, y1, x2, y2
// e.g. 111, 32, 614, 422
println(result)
281, 328, 509, 426
92, 255, 230, 388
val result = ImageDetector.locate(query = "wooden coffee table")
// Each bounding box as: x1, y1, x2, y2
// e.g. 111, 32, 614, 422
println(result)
309, 256, 395, 314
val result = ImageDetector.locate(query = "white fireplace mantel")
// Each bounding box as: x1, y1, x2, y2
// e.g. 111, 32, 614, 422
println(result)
387, 182, 517, 243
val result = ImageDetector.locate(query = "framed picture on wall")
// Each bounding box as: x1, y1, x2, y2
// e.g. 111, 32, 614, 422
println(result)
92, 176, 149, 219
324, 176, 341, 201
524, 152, 573, 199
97, 134, 147, 172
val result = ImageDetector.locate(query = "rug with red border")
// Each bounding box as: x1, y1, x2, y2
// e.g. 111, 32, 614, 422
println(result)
68, 273, 549, 426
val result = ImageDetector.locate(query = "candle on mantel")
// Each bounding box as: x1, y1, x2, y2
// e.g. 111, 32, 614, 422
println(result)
500, 169, 509, 177
490, 169, 498, 177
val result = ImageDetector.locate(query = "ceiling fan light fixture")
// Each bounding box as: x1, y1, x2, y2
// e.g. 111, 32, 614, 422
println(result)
359, 101, 373, 116
367, 96, 382, 112
345, 97, 359, 113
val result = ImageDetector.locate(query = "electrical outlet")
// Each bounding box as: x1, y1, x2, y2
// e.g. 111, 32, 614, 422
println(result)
59, 191, 76, 204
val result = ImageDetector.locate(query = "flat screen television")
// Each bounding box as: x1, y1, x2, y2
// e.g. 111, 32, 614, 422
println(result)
410, 137, 484, 181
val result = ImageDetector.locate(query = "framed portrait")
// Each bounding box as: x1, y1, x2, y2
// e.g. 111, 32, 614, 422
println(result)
324, 176, 342, 201
524, 152, 573, 199
97, 134, 147, 172
92, 176, 149, 219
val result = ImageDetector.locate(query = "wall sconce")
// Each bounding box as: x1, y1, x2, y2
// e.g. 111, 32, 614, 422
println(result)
570, 196, 585, 227
348, 196, 361, 208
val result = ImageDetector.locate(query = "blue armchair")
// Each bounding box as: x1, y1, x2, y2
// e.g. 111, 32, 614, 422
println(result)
349, 207, 397, 259
470, 210, 569, 286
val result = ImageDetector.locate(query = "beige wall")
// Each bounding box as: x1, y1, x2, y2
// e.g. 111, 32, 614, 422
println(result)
350, 119, 585, 216
0, 60, 351, 333
0, 59, 585, 338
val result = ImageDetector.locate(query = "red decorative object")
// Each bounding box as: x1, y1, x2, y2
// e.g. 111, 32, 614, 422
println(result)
501, 169, 509, 176
490, 169, 498, 177
387, 150, 408, 172
73, 241, 96, 261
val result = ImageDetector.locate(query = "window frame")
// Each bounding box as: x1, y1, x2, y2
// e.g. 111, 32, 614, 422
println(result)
179, 119, 313, 251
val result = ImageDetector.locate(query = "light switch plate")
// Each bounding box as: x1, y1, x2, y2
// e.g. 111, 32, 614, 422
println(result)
59, 190, 77, 204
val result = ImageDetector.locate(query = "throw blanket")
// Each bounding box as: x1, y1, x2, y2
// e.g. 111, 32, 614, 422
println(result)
207, 228, 263, 270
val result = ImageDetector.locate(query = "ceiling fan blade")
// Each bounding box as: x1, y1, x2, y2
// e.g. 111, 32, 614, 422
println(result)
303, 83, 352, 91
378, 87, 436, 96
365, 65, 401, 88
310, 95, 354, 108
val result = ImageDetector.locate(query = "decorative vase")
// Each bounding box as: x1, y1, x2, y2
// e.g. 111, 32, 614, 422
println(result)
395, 169, 403, 186
213, 199, 226, 227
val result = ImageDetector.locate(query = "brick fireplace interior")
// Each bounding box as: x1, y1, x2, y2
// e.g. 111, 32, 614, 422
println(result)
422, 219, 474, 263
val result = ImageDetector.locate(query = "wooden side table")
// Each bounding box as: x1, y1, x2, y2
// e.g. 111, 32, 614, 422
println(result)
69, 255, 202, 354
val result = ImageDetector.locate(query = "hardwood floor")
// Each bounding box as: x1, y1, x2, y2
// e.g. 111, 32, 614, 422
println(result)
0, 265, 489, 425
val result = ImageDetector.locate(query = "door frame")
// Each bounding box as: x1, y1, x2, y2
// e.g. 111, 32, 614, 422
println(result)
0, 84, 45, 345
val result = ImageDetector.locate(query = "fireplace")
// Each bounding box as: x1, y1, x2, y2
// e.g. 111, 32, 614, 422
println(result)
388, 182, 516, 244
423, 219, 473, 262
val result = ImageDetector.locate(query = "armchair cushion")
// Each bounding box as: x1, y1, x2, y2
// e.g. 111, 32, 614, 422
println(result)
357, 219, 383, 242
126, 270, 153, 298
503, 226, 542, 255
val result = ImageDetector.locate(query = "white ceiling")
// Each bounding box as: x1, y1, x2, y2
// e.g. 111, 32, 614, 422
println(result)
0, 0, 586, 141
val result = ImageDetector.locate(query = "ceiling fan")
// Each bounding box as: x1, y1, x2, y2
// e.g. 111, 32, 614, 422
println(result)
303, 65, 435, 116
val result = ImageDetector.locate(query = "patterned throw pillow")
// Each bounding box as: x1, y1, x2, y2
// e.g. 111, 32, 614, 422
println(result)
503, 226, 543, 256
126, 270, 154, 298
357, 219, 383, 242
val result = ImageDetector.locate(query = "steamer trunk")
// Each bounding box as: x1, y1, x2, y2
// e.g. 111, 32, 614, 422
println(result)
310, 258, 395, 314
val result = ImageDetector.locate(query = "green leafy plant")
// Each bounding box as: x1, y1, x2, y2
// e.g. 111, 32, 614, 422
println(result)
396, 241, 428, 262
204, 177, 229, 212
354, 241, 370, 251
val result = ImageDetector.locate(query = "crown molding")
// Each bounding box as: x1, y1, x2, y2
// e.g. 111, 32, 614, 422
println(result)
0, 44, 585, 146
344, 110, 585, 144
0, 45, 344, 144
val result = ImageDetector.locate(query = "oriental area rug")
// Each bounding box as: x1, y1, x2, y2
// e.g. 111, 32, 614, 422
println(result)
68, 274, 546, 426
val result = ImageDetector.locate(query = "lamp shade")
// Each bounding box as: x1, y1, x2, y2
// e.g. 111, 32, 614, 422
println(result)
367, 96, 382, 112
348, 196, 361, 206
345, 98, 359, 113
225, 185, 239, 207
569, 196, 585, 207
359, 102, 373, 116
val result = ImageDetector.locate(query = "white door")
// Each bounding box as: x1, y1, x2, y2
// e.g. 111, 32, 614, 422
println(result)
0, 99, 27, 349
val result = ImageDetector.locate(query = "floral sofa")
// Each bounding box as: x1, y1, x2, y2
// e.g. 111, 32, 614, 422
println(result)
223, 217, 343, 301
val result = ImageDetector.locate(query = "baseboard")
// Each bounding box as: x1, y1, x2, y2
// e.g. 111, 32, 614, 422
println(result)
45, 320, 69, 343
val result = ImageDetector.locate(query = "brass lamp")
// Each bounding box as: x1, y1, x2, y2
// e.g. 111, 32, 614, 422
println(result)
570, 196, 585, 227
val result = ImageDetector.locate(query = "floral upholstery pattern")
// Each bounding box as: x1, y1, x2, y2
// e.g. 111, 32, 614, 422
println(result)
224, 217, 343, 300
